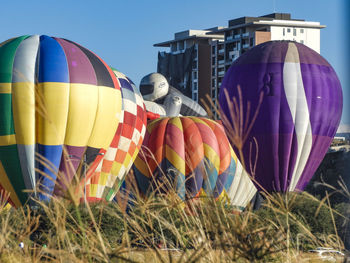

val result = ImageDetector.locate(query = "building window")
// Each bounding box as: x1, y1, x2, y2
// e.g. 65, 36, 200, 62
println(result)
171, 43, 177, 52
300, 40, 304, 44
192, 60, 197, 69
192, 92, 198, 102
212, 58, 215, 66
293, 28, 296, 36
193, 48, 198, 57
212, 68, 216, 76
212, 45, 216, 55
300, 28, 304, 33
178, 41, 184, 50
283, 28, 285, 36
211, 89, 216, 98
193, 82, 198, 91
212, 78, 216, 87
193, 71, 197, 79
287, 28, 291, 33
250, 37, 254, 46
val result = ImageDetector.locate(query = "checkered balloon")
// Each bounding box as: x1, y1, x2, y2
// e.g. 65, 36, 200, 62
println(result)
85, 69, 147, 202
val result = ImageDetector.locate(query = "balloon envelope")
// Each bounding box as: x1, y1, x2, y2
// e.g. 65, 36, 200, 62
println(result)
0, 35, 122, 207
84, 69, 147, 202
219, 41, 343, 192
131, 116, 256, 209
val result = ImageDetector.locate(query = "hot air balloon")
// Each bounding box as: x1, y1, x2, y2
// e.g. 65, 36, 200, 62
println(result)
219, 41, 343, 192
83, 69, 147, 202
0, 35, 122, 207
130, 116, 256, 209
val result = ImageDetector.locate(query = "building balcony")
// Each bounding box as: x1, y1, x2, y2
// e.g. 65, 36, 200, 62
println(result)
218, 59, 225, 65
218, 63, 225, 68
218, 71, 225, 76
218, 49, 224, 54
226, 35, 233, 41
242, 32, 250, 38
242, 43, 250, 49
228, 50, 239, 62
234, 34, 241, 39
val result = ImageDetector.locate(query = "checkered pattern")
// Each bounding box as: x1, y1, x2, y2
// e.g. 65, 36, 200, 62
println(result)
86, 70, 147, 201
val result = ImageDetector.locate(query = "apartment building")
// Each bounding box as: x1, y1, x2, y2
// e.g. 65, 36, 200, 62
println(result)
154, 13, 325, 117
154, 28, 224, 107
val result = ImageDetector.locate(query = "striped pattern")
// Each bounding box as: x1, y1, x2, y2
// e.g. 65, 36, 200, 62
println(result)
0, 35, 122, 207
283, 43, 313, 191
133, 117, 243, 200
220, 41, 343, 192
219, 147, 257, 210
85, 69, 147, 202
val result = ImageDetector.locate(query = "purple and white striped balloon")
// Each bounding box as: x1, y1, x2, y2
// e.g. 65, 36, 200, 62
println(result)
219, 41, 343, 192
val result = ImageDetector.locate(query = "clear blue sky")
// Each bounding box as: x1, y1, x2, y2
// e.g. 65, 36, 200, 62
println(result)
1, 0, 348, 125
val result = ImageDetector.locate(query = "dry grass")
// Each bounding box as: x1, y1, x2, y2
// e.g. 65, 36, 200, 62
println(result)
0, 179, 347, 263
0, 85, 347, 263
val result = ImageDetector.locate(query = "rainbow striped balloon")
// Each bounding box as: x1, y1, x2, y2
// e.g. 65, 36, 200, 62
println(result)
84, 69, 147, 202
0, 35, 122, 207
131, 116, 256, 207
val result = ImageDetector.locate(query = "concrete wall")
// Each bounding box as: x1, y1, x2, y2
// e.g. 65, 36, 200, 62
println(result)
304, 28, 320, 53
270, 26, 320, 53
